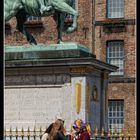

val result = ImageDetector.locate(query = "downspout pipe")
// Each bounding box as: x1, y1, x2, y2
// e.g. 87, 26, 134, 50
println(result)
92, 0, 96, 55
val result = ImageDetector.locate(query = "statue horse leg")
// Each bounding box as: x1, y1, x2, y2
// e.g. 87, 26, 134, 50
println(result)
15, 9, 37, 45
53, 13, 65, 44
57, 13, 62, 44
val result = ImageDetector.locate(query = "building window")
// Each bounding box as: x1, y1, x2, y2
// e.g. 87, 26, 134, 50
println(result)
107, 0, 124, 18
106, 41, 124, 76
108, 100, 124, 133
27, 16, 41, 21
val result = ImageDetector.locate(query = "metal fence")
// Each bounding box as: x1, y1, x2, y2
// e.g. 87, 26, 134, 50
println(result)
4, 126, 136, 140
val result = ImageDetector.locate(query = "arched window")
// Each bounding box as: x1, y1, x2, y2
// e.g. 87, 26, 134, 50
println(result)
106, 41, 124, 76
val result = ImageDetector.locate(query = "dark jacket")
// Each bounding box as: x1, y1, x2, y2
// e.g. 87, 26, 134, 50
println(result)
55, 131, 67, 140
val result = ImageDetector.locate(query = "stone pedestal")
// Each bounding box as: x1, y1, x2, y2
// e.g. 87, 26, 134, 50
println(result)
4, 43, 117, 133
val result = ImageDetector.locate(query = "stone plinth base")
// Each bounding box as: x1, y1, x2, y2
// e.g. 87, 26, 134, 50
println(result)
4, 43, 117, 132
5, 43, 95, 60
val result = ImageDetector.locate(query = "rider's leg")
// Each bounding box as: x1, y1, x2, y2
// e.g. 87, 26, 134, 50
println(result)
53, 13, 65, 44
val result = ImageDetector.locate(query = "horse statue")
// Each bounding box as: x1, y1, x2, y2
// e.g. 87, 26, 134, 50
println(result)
5, 0, 78, 45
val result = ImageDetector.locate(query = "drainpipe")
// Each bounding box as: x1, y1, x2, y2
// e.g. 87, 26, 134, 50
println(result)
92, 0, 96, 55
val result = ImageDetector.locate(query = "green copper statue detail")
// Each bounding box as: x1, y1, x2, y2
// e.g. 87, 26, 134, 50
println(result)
5, 0, 78, 45
38, 0, 53, 14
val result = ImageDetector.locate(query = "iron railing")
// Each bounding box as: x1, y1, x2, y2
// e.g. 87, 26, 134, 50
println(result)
4, 126, 136, 140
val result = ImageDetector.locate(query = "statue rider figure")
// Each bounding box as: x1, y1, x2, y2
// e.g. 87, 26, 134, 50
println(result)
38, 0, 52, 14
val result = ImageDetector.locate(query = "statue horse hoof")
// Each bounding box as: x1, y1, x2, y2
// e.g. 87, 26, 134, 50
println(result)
29, 38, 37, 45
57, 40, 64, 44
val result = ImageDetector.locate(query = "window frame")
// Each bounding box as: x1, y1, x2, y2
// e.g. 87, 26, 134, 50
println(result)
106, 0, 125, 19
108, 99, 124, 134
106, 40, 124, 76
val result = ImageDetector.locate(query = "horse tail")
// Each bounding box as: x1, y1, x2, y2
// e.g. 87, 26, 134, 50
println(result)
65, 0, 78, 33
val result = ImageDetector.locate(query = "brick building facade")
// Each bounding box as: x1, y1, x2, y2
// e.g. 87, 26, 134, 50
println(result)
94, 0, 136, 134
5, 0, 136, 134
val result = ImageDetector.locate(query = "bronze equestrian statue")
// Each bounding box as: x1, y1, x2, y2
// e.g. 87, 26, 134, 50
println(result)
5, 0, 78, 45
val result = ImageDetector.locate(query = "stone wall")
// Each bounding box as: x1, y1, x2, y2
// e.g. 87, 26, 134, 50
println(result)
4, 86, 66, 129
4, 70, 104, 131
